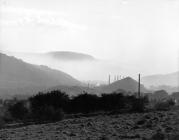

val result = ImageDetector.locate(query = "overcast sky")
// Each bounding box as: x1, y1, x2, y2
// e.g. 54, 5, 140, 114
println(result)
0, 0, 179, 79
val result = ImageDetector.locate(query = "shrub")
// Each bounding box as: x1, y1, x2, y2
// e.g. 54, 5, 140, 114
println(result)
167, 98, 175, 106
126, 95, 149, 112
100, 93, 125, 111
152, 90, 169, 101
131, 98, 145, 112
0, 118, 5, 129
8, 100, 29, 120
30, 90, 70, 112
154, 99, 174, 111
35, 106, 64, 121
29, 90, 67, 121
3, 110, 13, 123
70, 93, 99, 114
70, 92, 126, 114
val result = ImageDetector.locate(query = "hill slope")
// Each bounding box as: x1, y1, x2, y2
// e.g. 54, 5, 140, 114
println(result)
142, 72, 179, 87
0, 53, 81, 97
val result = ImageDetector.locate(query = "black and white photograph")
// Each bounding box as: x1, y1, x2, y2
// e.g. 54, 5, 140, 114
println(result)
0, 0, 179, 139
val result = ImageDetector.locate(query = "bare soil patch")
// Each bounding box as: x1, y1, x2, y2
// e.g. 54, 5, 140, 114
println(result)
0, 110, 178, 140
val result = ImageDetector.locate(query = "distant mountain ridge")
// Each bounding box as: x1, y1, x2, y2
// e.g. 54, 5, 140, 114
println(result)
149, 85, 179, 94
5, 51, 96, 62
141, 71, 179, 87
45, 51, 96, 61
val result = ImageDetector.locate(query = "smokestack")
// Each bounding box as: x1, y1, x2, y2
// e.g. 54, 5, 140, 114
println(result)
114, 75, 116, 82
138, 74, 141, 98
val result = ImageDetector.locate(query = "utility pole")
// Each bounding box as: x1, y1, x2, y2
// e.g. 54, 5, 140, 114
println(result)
108, 75, 111, 85
138, 74, 141, 98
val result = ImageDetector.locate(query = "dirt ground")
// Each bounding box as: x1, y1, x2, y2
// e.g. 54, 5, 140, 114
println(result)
0, 109, 179, 140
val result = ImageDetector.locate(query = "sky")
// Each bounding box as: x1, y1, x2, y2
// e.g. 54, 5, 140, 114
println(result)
0, 0, 179, 80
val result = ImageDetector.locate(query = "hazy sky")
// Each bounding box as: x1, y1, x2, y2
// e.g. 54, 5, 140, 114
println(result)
0, 0, 179, 79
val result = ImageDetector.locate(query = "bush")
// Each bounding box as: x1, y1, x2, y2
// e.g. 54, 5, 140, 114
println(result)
8, 100, 29, 120
154, 99, 175, 111
167, 99, 175, 106
30, 90, 70, 112
0, 118, 5, 129
152, 90, 169, 101
3, 110, 13, 123
125, 95, 149, 112
69, 92, 126, 114
70, 93, 99, 114
29, 90, 68, 121
131, 98, 145, 112
34, 106, 64, 121
134, 96, 148, 112
100, 93, 125, 111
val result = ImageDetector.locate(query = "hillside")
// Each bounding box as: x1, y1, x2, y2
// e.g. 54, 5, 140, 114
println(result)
142, 71, 179, 87
97, 77, 148, 94
0, 53, 81, 97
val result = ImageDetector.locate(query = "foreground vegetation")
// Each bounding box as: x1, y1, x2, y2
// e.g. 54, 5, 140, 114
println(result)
0, 90, 177, 128
0, 90, 178, 139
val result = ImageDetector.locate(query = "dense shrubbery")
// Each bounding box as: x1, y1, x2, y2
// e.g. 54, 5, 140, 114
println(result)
0, 89, 177, 129
1, 90, 150, 124
27, 90, 149, 121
